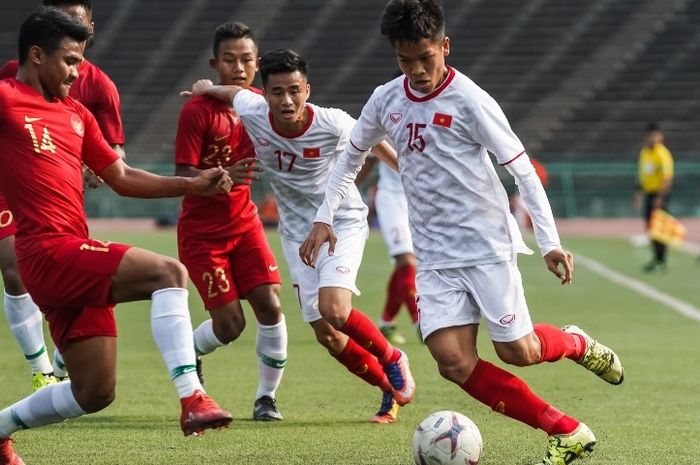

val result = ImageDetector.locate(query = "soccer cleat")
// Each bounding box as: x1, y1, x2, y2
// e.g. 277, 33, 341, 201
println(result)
253, 396, 283, 421
31, 372, 58, 392
0, 437, 25, 465
563, 325, 624, 385
536, 422, 596, 465
642, 259, 667, 273
179, 390, 232, 436
195, 356, 204, 386
370, 391, 399, 424
380, 325, 406, 345
383, 350, 415, 406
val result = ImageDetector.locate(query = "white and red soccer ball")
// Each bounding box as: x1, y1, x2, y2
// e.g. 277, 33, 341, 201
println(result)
412, 411, 483, 465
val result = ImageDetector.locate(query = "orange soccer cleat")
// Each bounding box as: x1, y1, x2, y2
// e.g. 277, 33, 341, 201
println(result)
0, 437, 25, 465
180, 390, 232, 436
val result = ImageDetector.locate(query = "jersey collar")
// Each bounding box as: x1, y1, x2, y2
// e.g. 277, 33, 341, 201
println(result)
268, 104, 314, 138
403, 66, 455, 102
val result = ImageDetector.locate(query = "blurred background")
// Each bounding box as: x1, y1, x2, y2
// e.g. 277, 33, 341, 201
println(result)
1, 0, 699, 221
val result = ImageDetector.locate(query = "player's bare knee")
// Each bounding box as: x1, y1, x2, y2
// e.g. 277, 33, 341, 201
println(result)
312, 324, 345, 353
213, 313, 245, 343
437, 359, 473, 384
155, 257, 189, 289
73, 382, 115, 413
318, 302, 349, 329
0, 265, 25, 295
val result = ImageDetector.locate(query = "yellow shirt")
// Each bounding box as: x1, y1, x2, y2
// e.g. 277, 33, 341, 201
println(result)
638, 143, 673, 193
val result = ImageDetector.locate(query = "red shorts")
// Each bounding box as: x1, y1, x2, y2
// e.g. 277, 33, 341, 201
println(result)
0, 194, 17, 240
178, 224, 281, 310
18, 237, 131, 351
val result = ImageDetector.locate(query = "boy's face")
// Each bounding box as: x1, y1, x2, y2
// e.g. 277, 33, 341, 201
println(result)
394, 36, 449, 94
35, 37, 84, 98
263, 70, 310, 127
645, 130, 663, 147
211, 37, 258, 88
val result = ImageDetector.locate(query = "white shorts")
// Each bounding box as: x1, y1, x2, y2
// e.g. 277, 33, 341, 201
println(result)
375, 188, 413, 257
280, 225, 368, 323
416, 259, 533, 342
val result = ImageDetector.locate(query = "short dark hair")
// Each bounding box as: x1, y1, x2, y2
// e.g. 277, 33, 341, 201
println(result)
213, 22, 257, 58
380, 0, 445, 46
42, 0, 92, 13
645, 122, 661, 133
18, 6, 90, 64
259, 49, 308, 86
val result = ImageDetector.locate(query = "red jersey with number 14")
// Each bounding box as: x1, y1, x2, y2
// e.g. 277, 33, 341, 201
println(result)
0, 79, 119, 259
175, 91, 261, 238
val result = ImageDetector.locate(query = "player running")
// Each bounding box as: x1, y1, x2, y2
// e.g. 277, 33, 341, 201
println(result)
300, 1, 624, 464
182, 48, 415, 424
0, 0, 125, 391
0, 8, 233, 463
175, 22, 287, 421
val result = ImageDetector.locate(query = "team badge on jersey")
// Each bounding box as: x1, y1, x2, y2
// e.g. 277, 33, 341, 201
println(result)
432, 112, 453, 128
70, 114, 84, 136
303, 148, 320, 158
389, 112, 403, 124
256, 137, 270, 146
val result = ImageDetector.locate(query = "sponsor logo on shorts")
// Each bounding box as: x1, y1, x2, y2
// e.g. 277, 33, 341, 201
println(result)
499, 314, 516, 326
389, 112, 403, 124
336, 266, 350, 274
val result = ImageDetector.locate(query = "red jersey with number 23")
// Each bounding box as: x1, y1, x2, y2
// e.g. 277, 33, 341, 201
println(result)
175, 91, 262, 239
0, 79, 119, 259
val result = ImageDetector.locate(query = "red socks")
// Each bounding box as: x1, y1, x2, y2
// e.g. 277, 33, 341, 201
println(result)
381, 264, 419, 324
333, 339, 392, 392
534, 323, 586, 362
462, 360, 579, 436
340, 309, 400, 364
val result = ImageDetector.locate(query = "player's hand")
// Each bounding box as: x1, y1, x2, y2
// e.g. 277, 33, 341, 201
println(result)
190, 166, 232, 195
299, 222, 337, 268
82, 165, 103, 189
544, 249, 574, 285
180, 79, 214, 98
228, 157, 263, 186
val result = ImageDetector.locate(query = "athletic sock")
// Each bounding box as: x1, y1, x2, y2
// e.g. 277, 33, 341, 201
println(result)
333, 338, 393, 392
396, 264, 419, 324
0, 382, 85, 437
4, 292, 53, 374
193, 319, 227, 356
255, 315, 288, 399
151, 288, 203, 398
52, 348, 67, 379
534, 323, 586, 362
380, 269, 403, 324
461, 359, 579, 436
339, 309, 399, 365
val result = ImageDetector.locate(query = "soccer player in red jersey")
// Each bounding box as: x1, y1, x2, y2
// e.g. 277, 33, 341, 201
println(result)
0, 8, 234, 463
175, 22, 287, 421
0, 0, 125, 391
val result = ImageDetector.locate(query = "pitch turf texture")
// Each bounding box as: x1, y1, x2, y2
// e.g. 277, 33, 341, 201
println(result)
1, 230, 699, 465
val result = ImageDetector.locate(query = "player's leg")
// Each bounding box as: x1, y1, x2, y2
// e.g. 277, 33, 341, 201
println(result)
309, 318, 398, 423
229, 226, 287, 421
110, 246, 232, 435
0, 234, 56, 390
315, 226, 414, 405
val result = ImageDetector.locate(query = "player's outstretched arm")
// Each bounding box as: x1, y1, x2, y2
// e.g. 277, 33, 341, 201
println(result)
100, 159, 232, 198
180, 79, 243, 104
370, 140, 399, 172
299, 222, 337, 268
176, 158, 263, 186
544, 248, 574, 285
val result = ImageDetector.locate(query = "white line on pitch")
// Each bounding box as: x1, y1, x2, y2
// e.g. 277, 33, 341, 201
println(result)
574, 253, 700, 323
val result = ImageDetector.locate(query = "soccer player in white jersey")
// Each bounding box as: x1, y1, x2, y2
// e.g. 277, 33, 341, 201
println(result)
357, 158, 419, 344
300, 1, 624, 464
182, 49, 415, 424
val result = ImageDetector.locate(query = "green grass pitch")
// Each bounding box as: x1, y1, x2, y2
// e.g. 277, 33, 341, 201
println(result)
1, 230, 699, 464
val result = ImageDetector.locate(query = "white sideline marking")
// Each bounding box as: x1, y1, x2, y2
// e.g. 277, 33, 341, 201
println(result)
574, 253, 700, 323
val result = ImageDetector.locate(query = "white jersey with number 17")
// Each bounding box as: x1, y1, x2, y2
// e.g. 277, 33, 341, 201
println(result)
325, 67, 557, 270
233, 90, 367, 242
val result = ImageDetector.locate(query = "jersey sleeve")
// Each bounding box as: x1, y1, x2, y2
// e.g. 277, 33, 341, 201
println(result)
0, 61, 19, 81
660, 146, 674, 180
329, 108, 357, 153
174, 101, 208, 166
232, 89, 267, 117
90, 75, 125, 145
469, 92, 526, 165
80, 105, 120, 174
347, 88, 389, 151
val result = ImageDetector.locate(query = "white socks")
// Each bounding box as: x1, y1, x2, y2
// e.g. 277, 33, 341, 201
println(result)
193, 319, 226, 356
255, 315, 288, 399
0, 381, 85, 437
151, 288, 202, 398
3, 292, 53, 374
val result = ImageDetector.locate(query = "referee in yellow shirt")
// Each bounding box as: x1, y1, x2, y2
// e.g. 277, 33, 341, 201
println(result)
635, 123, 674, 272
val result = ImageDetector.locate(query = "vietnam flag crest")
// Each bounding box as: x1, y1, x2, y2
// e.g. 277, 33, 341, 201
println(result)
432, 112, 453, 128
649, 209, 686, 247
303, 147, 320, 158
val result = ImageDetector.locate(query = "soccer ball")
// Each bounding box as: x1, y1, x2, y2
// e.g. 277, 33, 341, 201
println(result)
412, 411, 483, 465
